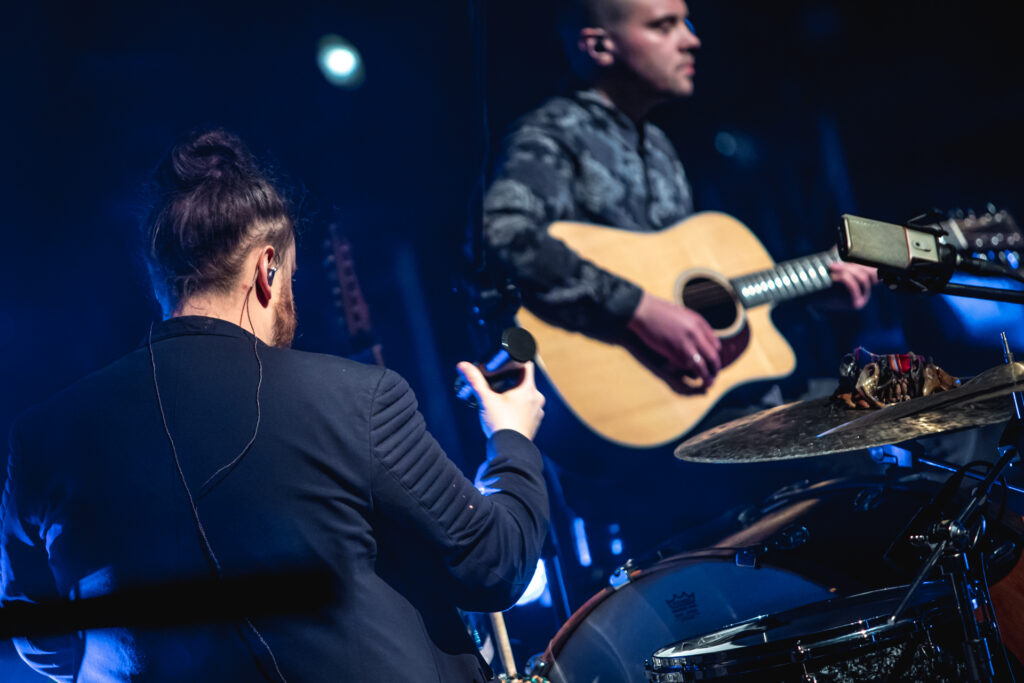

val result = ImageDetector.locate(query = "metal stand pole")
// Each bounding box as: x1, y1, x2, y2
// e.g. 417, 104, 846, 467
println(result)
887, 332, 1023, 682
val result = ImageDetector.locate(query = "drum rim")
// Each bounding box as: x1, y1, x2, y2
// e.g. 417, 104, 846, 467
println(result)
538, 548, 756, 667
648, 583, 954, 676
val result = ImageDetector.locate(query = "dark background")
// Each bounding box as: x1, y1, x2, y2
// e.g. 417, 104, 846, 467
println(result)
2, 0, 1023, 678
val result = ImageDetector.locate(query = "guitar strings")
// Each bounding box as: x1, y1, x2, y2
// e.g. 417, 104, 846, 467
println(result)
676, 254, 839, 309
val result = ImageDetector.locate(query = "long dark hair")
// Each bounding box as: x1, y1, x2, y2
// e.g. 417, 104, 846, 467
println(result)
143, 129, 294, 316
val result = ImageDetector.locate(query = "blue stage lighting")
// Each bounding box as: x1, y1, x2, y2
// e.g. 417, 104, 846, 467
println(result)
515, 559, 548, 606
572, 517, 592, 568
942, 273, 1024, 345
317, 35, 365, 88
326, 48, 356, 76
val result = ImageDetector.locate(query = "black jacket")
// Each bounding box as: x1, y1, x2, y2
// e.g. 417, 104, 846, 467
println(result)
1, 316, 549, 682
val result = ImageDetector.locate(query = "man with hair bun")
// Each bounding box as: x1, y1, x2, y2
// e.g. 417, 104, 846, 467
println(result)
1, 129, 549, 682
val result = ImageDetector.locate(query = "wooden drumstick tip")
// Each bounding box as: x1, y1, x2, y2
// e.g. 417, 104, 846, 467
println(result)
489, 611, 518, 677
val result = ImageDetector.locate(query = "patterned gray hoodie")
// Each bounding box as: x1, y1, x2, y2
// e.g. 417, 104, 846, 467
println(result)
483, 89, 694, 337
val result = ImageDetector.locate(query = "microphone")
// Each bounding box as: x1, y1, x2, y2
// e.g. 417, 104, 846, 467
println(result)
837, 214, 958, 272
455, 327, 537, 406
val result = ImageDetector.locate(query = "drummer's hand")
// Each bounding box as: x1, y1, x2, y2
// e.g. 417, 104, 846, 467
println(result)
627, 291, 722, 390
828, 261, 878, 310
457, 361, 545, 440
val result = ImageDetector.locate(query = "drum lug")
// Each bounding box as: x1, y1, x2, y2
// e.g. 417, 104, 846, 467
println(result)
734, 546, 763, 569
524, 652, 549, 678
608, 559, 636, 590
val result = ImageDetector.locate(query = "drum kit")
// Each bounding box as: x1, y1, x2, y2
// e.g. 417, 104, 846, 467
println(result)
519, 350, 1024, 682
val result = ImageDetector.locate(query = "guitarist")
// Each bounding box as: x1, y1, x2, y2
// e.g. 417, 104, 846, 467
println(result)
482, 0, 877, 391
480, 0, 878, 598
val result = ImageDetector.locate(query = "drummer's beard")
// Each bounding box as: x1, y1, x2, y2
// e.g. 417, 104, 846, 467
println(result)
272, 282, 297, 348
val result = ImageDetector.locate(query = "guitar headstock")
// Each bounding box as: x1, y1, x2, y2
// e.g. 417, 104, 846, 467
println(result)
938, 206, 1021, 268
322, 220, 385, 366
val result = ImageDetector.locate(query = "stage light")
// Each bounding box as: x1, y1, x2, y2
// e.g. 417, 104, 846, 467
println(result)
515, 559, 548, 606
326, 48, 356, 76
317, 35, 364, 88
608, 523, 623, 556
572, 517, 592, 568
714, 131, 738, 157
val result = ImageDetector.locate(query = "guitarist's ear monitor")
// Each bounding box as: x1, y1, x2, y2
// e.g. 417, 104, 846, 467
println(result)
268, 266, 278, 286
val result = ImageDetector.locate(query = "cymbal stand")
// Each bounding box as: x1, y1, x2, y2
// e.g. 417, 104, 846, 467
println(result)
887, 332, 1023, 682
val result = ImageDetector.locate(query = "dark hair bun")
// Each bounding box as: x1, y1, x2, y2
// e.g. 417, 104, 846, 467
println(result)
143, 128, 294, 315
160, 129, 256, 191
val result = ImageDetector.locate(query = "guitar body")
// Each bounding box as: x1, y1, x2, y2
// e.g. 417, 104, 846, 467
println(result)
516, 212, 796, 448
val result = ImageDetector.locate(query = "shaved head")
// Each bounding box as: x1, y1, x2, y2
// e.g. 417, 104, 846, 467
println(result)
559, 0, 636, 78
562, 0, 633, 28
560, 0, 633, 36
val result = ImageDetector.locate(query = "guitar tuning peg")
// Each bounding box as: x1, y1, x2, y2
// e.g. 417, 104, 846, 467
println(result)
954, 207, 965, 219
987, 202, 997, 215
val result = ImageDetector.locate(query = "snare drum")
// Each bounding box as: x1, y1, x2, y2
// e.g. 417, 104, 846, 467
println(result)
532, 476, 1021, 683
646, 582, 964, 682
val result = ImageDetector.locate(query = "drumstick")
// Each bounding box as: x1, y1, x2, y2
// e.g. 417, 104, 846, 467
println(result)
489, 611, 517, 677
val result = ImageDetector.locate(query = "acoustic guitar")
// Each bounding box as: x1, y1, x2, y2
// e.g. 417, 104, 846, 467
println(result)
515, 212, 840, 448
516, 210, 1020, 448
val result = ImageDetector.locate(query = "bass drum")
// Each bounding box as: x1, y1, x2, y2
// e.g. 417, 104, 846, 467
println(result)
531, 475, 1022, 683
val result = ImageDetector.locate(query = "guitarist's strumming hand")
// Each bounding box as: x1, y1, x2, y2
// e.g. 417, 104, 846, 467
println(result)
457, 361, 546, 440
626, 291, 722, 391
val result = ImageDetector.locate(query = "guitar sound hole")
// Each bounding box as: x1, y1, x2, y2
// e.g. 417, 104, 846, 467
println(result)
681, 277, 738, 330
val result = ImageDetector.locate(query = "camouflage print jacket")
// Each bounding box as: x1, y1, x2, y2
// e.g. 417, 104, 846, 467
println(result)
482, 89, 694, 337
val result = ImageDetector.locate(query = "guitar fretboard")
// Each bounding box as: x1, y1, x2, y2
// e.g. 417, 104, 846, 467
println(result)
731, 249, 839, 308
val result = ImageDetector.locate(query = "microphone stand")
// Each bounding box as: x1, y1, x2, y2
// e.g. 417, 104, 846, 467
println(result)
885, 332, 1023, 682
879, 269, 1024, 305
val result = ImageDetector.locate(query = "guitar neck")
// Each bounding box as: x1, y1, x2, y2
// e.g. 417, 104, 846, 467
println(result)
730, 249, 839, 308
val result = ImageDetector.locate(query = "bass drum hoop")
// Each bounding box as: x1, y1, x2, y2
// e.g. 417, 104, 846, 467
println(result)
538, 549, 836, 683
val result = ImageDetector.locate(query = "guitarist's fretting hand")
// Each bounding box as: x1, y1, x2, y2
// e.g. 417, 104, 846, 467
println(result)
827, 262, 879, 310
627, 291, 722, 390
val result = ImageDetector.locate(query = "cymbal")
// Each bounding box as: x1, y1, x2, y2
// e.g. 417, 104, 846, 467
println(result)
674, 362, 1024, 464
